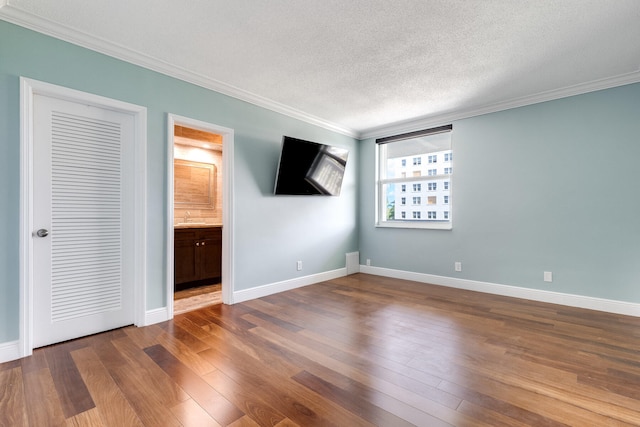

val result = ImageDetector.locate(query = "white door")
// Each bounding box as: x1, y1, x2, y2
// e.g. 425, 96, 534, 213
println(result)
32, 94, 136, 348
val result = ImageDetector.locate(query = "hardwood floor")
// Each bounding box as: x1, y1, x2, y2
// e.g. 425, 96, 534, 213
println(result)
1, 273, 639, 426
174, 284, 222, 315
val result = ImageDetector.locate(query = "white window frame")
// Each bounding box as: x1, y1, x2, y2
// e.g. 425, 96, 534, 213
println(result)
375, 125, 453, 230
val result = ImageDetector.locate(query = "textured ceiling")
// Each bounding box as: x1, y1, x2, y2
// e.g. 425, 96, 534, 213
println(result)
2, 0, 640, 137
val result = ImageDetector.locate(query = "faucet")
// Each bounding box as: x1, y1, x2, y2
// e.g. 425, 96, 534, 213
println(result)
184, 211, 191, 223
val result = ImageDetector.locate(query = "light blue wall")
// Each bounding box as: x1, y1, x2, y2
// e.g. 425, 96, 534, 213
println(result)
359, 83, 640, 302
0, 21, 358, 343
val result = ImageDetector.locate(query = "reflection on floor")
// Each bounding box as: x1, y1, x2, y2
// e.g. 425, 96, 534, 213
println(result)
174, 283, 222, 314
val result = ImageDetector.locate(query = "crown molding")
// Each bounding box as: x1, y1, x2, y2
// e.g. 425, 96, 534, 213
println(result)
0, 5, 358, 138
3, 5, 639, 142
360, 70, 640, 140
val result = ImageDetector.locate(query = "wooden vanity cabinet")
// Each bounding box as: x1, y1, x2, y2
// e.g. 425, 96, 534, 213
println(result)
174, 227, 222, 286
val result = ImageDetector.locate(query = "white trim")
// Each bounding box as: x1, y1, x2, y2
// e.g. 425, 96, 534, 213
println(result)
166, 114, 235, 319
0, 6, 357, 138
360, 71, 640, 140
145, 307, 170, 326
360, 265, 640, 317
19, 77, 148, 358
233, 268, 347, 304
0, 341, 21, 364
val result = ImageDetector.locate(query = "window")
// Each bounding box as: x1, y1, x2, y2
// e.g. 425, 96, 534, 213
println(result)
444, 211, 449, 219
401, 159, 406, 167
445, 153, 452, 162
376, 125, 453, 229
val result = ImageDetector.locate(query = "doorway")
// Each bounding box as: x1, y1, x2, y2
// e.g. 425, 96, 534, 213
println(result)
167, 114, 234, 317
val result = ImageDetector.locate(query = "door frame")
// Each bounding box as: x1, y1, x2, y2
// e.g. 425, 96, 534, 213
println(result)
19, 77, 148, 357
166, 114, 234, 316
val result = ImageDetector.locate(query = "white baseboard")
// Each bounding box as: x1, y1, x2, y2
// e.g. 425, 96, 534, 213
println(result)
360, 265, 640, 317
0, 340, 21, 364
233, 267, 347, 303
144, 307, 170, 326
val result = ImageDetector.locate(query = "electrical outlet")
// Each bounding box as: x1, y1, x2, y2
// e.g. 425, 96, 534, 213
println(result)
544, 271, 552, 282
296, 260, 303, 271
366, 259, 371, 266
455, 261, 462, 272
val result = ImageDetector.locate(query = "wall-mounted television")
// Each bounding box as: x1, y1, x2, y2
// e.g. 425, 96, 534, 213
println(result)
274, 136, 349, 196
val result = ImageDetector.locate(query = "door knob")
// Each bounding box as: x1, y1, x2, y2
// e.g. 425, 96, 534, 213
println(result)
35, 229, 49, 237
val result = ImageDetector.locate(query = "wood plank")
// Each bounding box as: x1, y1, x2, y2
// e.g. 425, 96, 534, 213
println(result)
44, 344, 95, 418
144, 344, 244, 426
292, 370, 417, 427
70, 346, 144, 427
22, 368, 66, 427
0, 367, 28, 427
170, 398, 222, 427
202, 368, 287, 426
65, 408, 105, 427
88, 335, 185, 427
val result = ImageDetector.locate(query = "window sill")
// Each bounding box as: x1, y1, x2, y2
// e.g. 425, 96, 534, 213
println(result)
375, 221, 452, 230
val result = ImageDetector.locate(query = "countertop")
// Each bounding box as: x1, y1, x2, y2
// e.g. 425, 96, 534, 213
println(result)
174, 223, 222, 229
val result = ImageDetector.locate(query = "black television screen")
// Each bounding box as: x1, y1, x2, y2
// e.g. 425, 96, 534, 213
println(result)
274, 136, 349, 196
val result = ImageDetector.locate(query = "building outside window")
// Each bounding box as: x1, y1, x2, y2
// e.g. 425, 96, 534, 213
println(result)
376, 125, 453, 229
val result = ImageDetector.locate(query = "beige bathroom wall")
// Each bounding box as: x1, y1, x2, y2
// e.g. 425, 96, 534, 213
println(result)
174, 143, 223, 225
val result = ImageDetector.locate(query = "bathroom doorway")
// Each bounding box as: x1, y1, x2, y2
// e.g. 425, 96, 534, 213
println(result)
167, 114, 234, 316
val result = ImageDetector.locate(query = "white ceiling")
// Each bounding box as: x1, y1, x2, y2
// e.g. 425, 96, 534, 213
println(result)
2, 0, 640, 138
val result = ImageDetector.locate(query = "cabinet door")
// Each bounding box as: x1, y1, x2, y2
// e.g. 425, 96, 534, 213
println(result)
199, 228, 222, 280
174, 230, 198, 284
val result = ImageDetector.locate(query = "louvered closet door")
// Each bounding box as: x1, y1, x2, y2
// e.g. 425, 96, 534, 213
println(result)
32, 94, 135, 348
